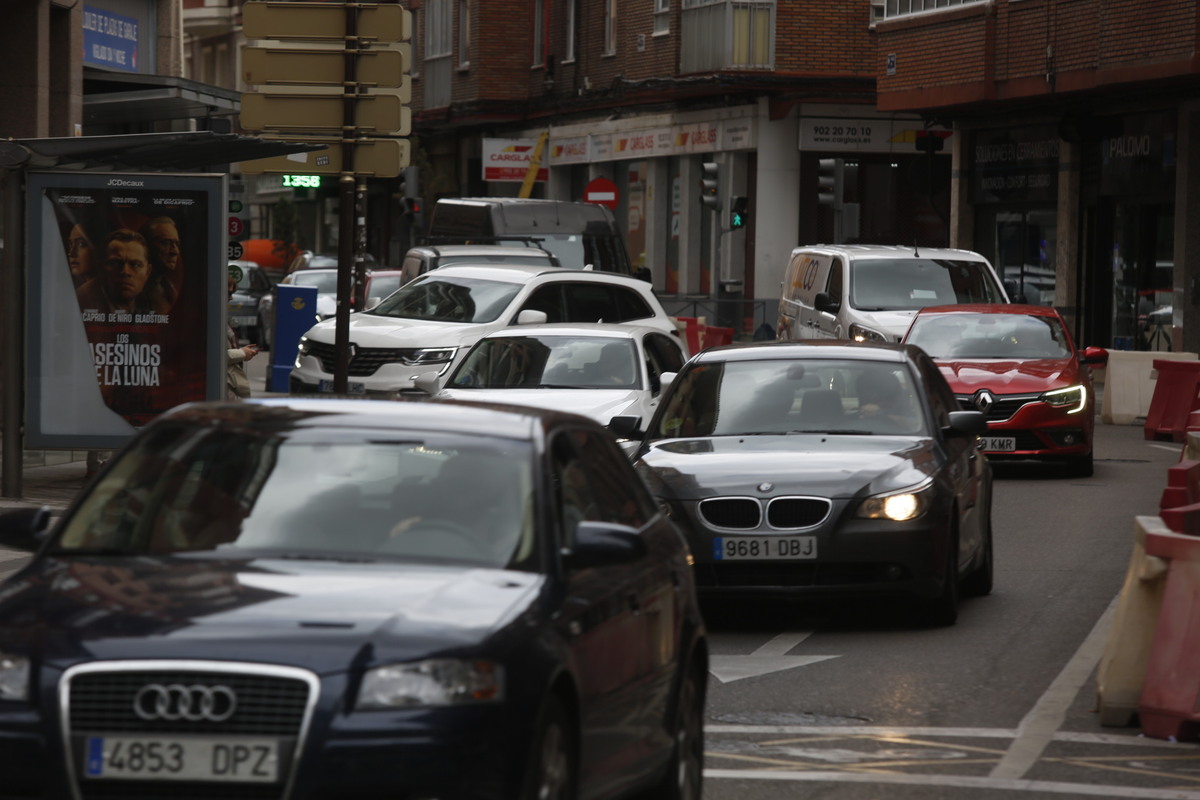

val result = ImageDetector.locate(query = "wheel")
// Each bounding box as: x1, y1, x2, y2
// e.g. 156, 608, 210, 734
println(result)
523, 697, 575, 800
1068, 451, 1094, 478
652, 663, 705, 800
961, 509, 993, 598
916, 530, 959, 627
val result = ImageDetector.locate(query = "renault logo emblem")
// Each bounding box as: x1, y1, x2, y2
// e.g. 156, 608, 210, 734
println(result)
973, 390, 994, 414
133, 683, 238, 722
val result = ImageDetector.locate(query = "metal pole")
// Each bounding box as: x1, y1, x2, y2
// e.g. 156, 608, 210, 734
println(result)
1, 159, 28, 497
333, 2, 360, 394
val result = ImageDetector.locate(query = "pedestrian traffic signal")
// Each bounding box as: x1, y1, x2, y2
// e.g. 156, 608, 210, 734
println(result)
730, 196, 749, 229
700, 161, 722, 211
817, 157, 844, 207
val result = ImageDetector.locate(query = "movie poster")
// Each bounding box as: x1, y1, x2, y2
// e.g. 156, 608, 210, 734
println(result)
26, 172, 225, 449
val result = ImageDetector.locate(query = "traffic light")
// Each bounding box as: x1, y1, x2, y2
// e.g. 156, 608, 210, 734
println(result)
817, 157, 844, 207
699, 161, 722, 211
730, 196, 749, 229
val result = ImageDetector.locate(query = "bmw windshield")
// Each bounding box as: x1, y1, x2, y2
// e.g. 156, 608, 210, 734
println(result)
368, 276, 522, 323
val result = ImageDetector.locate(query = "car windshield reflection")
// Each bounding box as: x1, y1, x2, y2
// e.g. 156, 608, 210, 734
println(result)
369, 276, 523, 322
652, 358, 928, 438
449, 335, 641, 390
907, 312, 1072, 359
56, 426, 539, 570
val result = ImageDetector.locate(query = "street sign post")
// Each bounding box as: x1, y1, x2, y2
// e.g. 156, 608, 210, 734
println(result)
240, 91, 410, 135
240, 139, 410, 178
243, 2, 411, 41
243, 46, 411, 90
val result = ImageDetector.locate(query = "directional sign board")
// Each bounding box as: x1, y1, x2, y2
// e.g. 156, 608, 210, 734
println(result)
243, 46, 411, 91
240, 91, 410, 135
243, 2, 412, 42
239, 139, 410, 178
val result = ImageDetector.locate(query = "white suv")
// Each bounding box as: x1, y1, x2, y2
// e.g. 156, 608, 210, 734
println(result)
290, 264, 685, 395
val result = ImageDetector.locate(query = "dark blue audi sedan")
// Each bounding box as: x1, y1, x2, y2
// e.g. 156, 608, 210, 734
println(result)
0, 398, 707, 800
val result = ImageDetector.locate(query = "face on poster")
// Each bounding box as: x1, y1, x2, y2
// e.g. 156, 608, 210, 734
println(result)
26, 172, 225, 449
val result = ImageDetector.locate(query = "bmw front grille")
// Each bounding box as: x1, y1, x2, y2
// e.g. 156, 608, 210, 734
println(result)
699, 496, 830, 530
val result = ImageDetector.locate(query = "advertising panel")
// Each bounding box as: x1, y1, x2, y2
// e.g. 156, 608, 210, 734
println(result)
26, 172, 225, 449
482, 139, 548, 183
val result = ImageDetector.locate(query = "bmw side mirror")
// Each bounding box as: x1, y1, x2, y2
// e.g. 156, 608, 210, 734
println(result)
944, 410, 989, 438
0, 506, 53, 553
563, 522, 648, 570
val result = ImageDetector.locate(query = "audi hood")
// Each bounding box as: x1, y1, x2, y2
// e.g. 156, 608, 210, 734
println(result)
0, 557, 543, 673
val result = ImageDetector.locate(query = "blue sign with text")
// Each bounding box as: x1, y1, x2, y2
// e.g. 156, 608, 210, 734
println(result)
83, 6, 140, 72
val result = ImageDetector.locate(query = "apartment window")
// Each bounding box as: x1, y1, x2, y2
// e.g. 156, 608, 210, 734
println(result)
870, 0, 885, 27
534, 0, 545, 66
565, 0, 577, 62
654, 0, 670, 35
458, 0, 470, 69
604, 0, 617, 55
427, 0, 452, 59
883, 0, 985, 19
681, 0, 774, 72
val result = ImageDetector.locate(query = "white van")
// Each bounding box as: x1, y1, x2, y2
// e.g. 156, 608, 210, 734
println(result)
776, 244, 1010, 343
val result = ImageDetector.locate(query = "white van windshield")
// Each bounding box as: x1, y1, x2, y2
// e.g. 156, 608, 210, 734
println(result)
850, 258, 1006, 311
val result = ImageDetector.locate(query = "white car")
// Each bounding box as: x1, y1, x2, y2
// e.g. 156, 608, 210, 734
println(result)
420, 323, 689, 431
290, 264, 686, 395
259, 268, 339, 351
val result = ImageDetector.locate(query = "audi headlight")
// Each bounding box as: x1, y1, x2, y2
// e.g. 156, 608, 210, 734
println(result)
857, 480, 934, 522
357, 659, 504, 709
402, 348, 456, 367
0, 651, 30, 701
1041, 384, 1087, 414
848, 323, 888, 343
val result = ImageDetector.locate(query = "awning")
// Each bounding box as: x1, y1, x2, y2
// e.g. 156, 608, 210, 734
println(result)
3, 131, 324, 173
83, 72, 241, 127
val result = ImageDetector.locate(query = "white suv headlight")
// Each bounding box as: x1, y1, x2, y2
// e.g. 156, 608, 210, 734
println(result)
0, 652, 30, 701
401, 348, 456, 367
357, 659, 504, 709
856, 479, 934, 522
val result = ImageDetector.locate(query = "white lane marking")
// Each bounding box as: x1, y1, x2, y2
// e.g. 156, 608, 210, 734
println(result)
705, 724, 1193, 748
1148, 444, 1185, 454
991, 595, 1120, 780
703, 768, 1200, 798
709, 632, 840, 684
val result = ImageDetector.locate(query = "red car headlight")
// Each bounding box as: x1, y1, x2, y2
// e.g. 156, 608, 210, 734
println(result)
1040, 384, 1087, 414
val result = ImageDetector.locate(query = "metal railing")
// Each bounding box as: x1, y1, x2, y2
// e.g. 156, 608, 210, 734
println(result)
657, 295, 772, 339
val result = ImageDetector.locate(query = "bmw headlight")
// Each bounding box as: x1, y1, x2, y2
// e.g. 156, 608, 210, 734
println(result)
0, 651, 30, 701
856, 479, 934, 522
1041, 384, 1086, 414
402, 348, 456, 367
848, 324, 888, 343
357, 659, 504, 709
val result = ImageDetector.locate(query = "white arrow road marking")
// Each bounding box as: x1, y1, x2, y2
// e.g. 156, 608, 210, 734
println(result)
709, 631, 840, 683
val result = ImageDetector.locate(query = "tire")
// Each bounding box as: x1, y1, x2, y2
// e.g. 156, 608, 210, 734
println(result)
652, 663, 705, 800
917, 530, 960, 627
523, 696, 576, 800
1069, 451, 1094, 478
962, 512, 994, 598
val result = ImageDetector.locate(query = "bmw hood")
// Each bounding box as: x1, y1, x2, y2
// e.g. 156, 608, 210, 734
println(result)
1, 558, 543, 672
936, 358, 1078, 394
437, 387, 640, 425
303, 313, 494, 349
636, 435, 936, 500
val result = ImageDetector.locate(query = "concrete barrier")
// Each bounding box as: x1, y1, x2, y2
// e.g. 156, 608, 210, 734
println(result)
1096, 515, 1170, 727
1101, 351, 1197, 426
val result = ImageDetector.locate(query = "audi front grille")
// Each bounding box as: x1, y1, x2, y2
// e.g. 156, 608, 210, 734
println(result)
62, 661, 319, 800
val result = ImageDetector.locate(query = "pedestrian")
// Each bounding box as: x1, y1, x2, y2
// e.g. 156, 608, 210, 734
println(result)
227, 264, 259, 400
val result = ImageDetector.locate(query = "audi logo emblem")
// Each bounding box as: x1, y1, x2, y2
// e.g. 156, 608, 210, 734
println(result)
133, 683, 238, 722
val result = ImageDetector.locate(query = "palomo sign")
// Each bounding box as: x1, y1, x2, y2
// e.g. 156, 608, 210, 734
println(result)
482, 138, 548, 183
25, 171, 225, 449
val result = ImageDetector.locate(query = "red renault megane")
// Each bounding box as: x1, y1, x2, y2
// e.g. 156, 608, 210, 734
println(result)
903, 304, 1108, 476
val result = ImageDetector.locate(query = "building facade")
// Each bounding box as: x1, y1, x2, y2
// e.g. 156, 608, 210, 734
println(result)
875, 0, 1199, 354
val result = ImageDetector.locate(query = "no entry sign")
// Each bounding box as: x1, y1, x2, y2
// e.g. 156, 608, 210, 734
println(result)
584, 177, 619, 210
